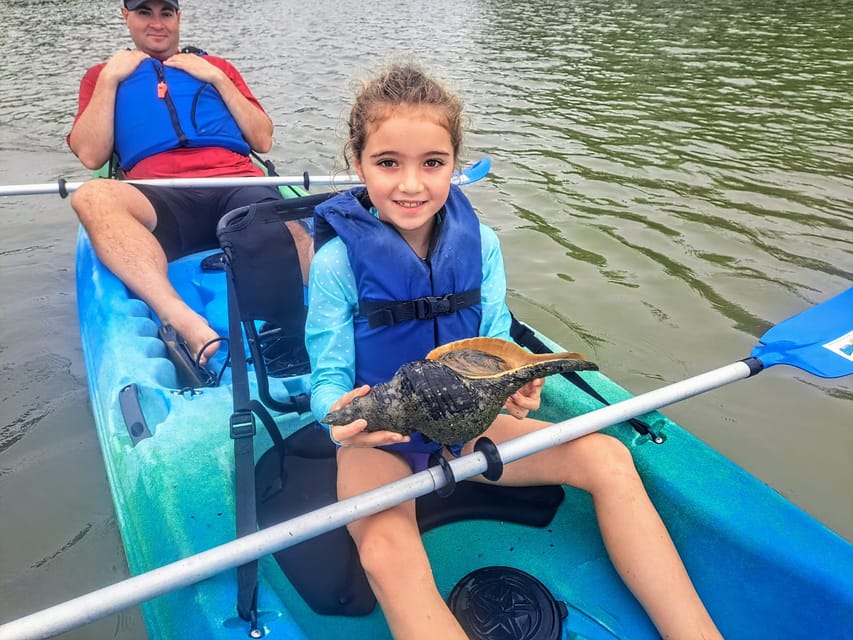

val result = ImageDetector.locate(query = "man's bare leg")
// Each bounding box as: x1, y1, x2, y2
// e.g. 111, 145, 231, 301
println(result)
284, 220, 314, 286
71, 179, 220, 364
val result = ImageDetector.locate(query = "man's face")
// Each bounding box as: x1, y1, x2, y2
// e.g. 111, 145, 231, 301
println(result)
121, 1, 180, 59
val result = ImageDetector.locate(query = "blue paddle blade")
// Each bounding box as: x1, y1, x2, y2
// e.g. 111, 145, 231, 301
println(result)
454, 157, 491, 185
751, 287, 853, 378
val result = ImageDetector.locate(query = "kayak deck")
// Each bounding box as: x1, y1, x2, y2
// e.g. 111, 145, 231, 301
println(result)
76, 229, 853, 639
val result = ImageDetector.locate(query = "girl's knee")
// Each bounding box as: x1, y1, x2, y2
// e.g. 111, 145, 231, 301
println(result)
354, 537, 391, 583
594, 434, 635, 466
569, 433, 640, 491
351, 524, 423, 586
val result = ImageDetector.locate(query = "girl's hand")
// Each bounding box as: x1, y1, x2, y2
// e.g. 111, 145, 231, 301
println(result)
503, 378, 544, 419
328, 385, 411, 448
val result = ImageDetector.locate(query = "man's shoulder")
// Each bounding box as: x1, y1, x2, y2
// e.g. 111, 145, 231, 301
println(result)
82, 61, 108, 78
199, 53, 235, 68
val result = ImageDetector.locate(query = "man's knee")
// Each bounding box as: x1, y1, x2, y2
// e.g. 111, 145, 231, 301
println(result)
284, 220, 314, 284
70, 180, 156, 230
69, 180, 99, 222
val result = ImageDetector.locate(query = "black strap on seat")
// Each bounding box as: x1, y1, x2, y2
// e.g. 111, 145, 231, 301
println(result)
359, 288, 481, 329
250, 150, 277, 177
224, 260, 260, 631
509, 314, 662, 441
218, 193, 337, 632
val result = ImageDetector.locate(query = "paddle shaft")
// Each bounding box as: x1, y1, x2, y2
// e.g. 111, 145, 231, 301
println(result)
0, 358, 760, 640
0, 158, 491, 197
0, 175, 352, 197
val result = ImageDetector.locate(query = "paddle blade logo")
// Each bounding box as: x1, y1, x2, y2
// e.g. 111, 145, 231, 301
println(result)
823, 330, 853, 362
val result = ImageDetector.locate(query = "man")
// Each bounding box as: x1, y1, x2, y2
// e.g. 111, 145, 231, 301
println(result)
68, 0, 309, 368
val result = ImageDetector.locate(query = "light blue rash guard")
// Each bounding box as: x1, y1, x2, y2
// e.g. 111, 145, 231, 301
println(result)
306, 223, 513, 425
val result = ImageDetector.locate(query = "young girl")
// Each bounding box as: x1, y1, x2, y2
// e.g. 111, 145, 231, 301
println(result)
305, 63, 722, 640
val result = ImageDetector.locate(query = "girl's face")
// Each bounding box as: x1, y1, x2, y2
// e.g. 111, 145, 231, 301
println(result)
354, 106, 455, 249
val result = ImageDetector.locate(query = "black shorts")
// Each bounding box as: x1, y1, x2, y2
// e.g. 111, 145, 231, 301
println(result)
134, 184, 283, 261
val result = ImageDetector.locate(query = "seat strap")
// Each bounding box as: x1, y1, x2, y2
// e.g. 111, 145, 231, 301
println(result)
224, 253, 261, 632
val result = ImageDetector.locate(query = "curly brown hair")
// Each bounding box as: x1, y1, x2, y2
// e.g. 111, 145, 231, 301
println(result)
344, 63, 464, 172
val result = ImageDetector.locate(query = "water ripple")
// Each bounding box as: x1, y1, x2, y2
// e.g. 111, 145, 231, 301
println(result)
30, 523, 94, 569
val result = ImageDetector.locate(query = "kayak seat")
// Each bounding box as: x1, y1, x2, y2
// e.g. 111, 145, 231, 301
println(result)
217, 190, 336, 413
255, 424, 565, 616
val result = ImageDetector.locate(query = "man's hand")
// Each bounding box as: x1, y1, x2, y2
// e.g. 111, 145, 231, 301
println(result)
162, 53, 274, 152
163, 53, 226, 84
101, 49, 150, 85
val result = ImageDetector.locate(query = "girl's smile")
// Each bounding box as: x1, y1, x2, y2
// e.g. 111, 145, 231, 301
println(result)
354, 106, 455, 251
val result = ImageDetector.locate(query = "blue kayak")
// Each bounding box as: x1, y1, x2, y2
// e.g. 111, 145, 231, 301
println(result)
74, 222, 853, 640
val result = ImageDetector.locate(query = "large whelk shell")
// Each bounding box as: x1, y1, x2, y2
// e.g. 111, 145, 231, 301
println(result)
323, 337, 598, 445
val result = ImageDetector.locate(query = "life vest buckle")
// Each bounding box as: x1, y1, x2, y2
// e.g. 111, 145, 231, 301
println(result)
415, 294, 455, 319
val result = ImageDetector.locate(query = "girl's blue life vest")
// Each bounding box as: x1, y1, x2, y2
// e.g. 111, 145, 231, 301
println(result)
314, 184, 483, 388
113, 56, 251, 170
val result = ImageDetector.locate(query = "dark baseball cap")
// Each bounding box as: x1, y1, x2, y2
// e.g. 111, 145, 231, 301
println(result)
125, 0, 180, 9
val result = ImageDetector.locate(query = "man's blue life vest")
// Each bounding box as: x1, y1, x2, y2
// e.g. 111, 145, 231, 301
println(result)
314, 184, 483, 387
114, 57, 251, 170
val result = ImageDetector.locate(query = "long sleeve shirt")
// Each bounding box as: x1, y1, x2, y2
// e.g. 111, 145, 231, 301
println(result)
305, 224, 513, 424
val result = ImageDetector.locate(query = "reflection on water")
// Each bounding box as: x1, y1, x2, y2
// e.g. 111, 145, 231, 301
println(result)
473, 0, 852, 327
1, 0, 850, 637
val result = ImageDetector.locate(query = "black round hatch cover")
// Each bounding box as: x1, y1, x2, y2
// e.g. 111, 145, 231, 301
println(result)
448, 566, 568, 640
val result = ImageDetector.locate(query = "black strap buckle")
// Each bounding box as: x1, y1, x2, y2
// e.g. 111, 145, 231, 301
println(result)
230, 411, 256, 439
415, 294, 455, 319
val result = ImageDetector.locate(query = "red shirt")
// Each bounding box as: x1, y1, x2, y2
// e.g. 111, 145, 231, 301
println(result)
69, 54, 267, 179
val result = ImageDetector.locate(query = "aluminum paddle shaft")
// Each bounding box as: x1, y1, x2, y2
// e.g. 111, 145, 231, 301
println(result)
0, 158, 492, 197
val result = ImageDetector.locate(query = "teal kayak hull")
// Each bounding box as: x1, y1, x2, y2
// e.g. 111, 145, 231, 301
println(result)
76, 228, 853, 639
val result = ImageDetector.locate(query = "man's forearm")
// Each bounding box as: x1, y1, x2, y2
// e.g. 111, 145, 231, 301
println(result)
69, 76, 120, 169
213, 76, 274, 152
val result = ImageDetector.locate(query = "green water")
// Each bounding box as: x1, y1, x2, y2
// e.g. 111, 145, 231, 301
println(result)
1, 1, 850, 638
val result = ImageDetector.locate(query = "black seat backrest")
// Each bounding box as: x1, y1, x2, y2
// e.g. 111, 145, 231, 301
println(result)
217, 192, 335, 411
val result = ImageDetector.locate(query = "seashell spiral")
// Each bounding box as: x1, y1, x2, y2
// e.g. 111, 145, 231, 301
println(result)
323, 337, 598, 445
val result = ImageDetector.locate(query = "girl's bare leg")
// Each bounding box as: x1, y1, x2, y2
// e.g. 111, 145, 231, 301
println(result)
466, 415, 723, 640
337, 447, 468, 640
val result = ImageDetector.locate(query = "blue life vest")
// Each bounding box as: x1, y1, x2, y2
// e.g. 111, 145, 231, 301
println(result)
114, 57, 250, 170
315, 185, 483, 387
315, 186, 483, 454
